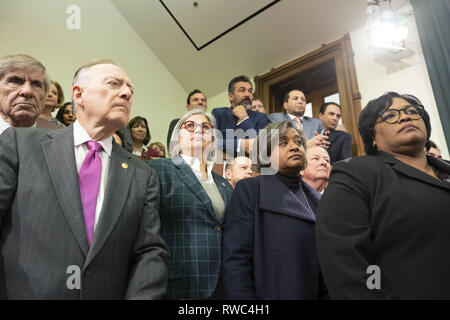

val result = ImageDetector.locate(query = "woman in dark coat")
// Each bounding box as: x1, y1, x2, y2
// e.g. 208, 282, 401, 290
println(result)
223, 121, 326, 299
316, 92, 450, 299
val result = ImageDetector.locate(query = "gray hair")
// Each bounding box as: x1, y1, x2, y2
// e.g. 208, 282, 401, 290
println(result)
252, 121, 307, 174
71, 58, 117, 113
169, 108, 218, 163
0, 54, 50, 93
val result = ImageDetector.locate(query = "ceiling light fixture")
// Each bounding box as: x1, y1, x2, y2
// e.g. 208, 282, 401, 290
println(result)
366, 0, 413, 51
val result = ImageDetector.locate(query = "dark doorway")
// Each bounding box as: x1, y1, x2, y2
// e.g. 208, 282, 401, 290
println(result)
269, 59, 338, 118
255, 34, 365, 156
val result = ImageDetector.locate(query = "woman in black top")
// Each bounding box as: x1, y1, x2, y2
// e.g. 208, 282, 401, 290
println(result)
316, 92, 450, 299
223, 121, 325, 299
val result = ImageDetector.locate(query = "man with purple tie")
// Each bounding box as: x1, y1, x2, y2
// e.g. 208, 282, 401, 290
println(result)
0, 59, 168, 299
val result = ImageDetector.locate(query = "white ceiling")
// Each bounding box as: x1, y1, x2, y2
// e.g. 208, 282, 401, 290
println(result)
111, 0, 369, 98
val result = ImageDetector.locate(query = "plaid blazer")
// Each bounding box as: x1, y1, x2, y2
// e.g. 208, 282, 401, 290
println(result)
147, 156, 233, 299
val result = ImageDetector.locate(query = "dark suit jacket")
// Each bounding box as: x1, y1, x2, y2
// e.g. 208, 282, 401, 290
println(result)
327, 129, 352, 165
223, 174, 325, 299
212, 107, 269, 156
316, 152, 450, 299
147, 156, 233, 299
166, 118, 179, 149
0, 126, 169, 299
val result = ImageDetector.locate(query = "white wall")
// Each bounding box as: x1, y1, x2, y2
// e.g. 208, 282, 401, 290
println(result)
350, 13, 449, 158
0, 0, 187, 147
208, 12, 449, 158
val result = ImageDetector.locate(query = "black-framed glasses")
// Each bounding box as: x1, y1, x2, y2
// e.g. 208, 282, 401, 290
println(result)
181, 120, 214, 134
378, 105, 425, 124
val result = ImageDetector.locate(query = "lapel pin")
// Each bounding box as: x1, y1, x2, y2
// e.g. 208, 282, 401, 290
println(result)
122, 163, 128, 169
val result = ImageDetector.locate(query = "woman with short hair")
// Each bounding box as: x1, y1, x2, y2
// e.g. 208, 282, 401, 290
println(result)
223, 121, 326, 299
147, 109, 233, 299
316, 92, 450, 299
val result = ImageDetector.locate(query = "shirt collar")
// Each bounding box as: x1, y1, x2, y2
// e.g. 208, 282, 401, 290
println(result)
287, 113, 303, 121
180, 154, 214, 175
0, 115, 36, 133
73, 120, 113, 157
0, 116, 11, 133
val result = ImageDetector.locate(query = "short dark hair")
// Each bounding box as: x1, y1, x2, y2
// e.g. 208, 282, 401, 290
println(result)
55, 102, 72, 126
127, 116, 151, 146
283, 89, 306, 104
358, 91, 431, 155
253, 121, 307, 172
187, 89, 206, 105
228, 75, 252, 93
319, 102, 342, 114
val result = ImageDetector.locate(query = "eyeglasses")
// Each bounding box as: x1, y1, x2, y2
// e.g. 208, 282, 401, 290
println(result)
378, 105, 425, 124
181, 120, 214, 134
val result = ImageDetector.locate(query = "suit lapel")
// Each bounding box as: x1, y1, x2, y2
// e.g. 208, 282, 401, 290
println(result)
85, 143, 134, 266
327, 130, 338, 144
259, 175, 316, 223
41, 127, 89, 257
212, 174, 231, 223
173, 155, 216, 218
380, 152, 450, 190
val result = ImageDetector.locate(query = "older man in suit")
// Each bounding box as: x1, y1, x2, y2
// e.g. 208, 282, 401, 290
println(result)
269, 89, 330, 149
212, 75, 268, 157
0, 59, 169, 299
318, 102, 352, 165
0, 54, 61, 134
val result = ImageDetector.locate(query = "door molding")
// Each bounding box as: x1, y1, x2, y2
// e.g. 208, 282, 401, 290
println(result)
254, 34, 365, 156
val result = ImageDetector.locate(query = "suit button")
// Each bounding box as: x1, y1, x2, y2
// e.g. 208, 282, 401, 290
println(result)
214, 226, 221, 232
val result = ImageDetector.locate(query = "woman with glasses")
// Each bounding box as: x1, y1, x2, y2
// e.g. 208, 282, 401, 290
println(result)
316, 92, 450, 299
146, 109, 233, 299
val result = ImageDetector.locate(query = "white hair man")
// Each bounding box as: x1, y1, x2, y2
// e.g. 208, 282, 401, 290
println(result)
0, 59, 168, 299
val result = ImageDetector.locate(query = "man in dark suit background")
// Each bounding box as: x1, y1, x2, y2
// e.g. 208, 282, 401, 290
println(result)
0, 58, 169, 299
268, 89, 330, 150
166, 89, 207, 149
212, 75, 268, 156
0, 54, 61, 134
318, 102, 352, 165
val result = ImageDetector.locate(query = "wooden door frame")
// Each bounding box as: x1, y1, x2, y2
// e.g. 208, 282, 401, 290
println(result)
254, 34, 365, 156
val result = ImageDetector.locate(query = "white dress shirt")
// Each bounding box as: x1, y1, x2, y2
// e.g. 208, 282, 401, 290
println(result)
180, 154, 214, 184
287, 113, 303, 124
132, 144, 148, 157
0, 116, 11, 135
73, 120, 113, 232
0, 116, 36, 135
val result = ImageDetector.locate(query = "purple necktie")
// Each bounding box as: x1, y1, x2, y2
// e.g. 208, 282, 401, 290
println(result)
78, 141, 103, 246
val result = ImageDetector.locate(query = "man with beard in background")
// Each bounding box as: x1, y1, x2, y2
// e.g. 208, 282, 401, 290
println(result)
212, 75, 268, 156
